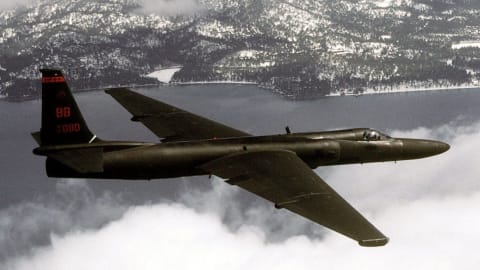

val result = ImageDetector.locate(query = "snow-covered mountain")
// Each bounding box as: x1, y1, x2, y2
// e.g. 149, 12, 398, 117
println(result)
1, 0, 479, 100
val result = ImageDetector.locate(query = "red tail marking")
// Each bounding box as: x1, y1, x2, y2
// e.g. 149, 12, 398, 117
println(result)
42, 76, 66, 84
56, 123, 81, 134
55, 107, 72, 118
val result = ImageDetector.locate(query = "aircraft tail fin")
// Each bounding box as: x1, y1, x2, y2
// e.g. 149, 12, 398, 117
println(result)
39, 69, 98, 146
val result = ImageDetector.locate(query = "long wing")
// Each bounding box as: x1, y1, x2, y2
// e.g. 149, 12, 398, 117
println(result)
200, 150, 388, 247
106, 88, 250, 142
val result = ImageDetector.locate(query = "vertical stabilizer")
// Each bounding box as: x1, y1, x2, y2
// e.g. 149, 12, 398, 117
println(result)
40, 69, 96, 145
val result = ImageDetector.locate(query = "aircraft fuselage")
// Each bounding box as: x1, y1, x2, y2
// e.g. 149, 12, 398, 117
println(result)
35, 128, 449, 180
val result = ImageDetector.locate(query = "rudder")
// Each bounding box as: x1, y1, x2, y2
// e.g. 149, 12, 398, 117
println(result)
40, 69, 96, 145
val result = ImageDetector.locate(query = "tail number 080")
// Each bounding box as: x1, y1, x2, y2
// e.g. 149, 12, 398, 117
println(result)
56, 123, 81, 134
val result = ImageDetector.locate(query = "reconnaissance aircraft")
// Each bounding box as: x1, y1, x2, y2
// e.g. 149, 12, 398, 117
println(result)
33, 69, 449, 247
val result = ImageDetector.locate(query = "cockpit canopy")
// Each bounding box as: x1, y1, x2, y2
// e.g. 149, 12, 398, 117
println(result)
362, 129, 390, 141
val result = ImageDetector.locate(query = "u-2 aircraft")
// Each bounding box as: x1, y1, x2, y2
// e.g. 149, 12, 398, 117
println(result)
33, 69, 449, 247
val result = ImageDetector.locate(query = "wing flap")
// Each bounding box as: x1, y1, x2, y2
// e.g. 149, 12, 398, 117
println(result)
200, 150, 388, 246
106, 88, 250, 142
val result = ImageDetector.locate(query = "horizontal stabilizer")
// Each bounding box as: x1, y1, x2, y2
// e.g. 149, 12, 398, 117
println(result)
31, 131, 42, 145
47, 148, 104, 173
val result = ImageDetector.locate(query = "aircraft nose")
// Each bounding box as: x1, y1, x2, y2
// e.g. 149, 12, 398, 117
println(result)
401, 139, 450, 159
435, 141, 450, 154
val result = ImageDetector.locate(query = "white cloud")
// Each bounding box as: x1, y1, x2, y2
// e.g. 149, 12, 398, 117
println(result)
0, 180, 128, 262
178, 177, 325, 241
2, 121, 480, 269
134, 0, 204, 16
4, 195, 480, 270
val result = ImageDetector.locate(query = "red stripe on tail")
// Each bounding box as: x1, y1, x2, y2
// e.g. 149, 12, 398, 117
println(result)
42, 76, 66, 84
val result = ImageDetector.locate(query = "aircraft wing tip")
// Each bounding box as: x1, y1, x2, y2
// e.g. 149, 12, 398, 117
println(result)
358, 237, 389, 247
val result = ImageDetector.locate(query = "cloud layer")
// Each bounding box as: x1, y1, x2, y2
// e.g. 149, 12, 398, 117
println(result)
0, 180, 128, 262
2, 121, 480, 269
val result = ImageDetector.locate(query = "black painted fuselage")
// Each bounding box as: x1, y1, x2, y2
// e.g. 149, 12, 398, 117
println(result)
35, 128, 449, 179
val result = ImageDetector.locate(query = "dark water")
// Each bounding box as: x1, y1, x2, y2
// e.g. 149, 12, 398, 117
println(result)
1, 85, 480, 207
113, 85, 480, 133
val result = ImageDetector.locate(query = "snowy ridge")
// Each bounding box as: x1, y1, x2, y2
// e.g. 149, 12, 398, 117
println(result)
1, 0, 480, 100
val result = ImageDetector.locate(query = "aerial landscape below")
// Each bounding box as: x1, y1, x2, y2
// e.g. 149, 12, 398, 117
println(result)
1, 0, 480, 100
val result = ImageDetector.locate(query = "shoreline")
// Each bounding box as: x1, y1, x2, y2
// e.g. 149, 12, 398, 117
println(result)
170, 81, 258, 86
326, 84, 480, 97
2, 83, 479, 102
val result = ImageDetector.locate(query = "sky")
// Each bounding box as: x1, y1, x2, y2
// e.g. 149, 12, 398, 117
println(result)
1, 85, 480, 269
